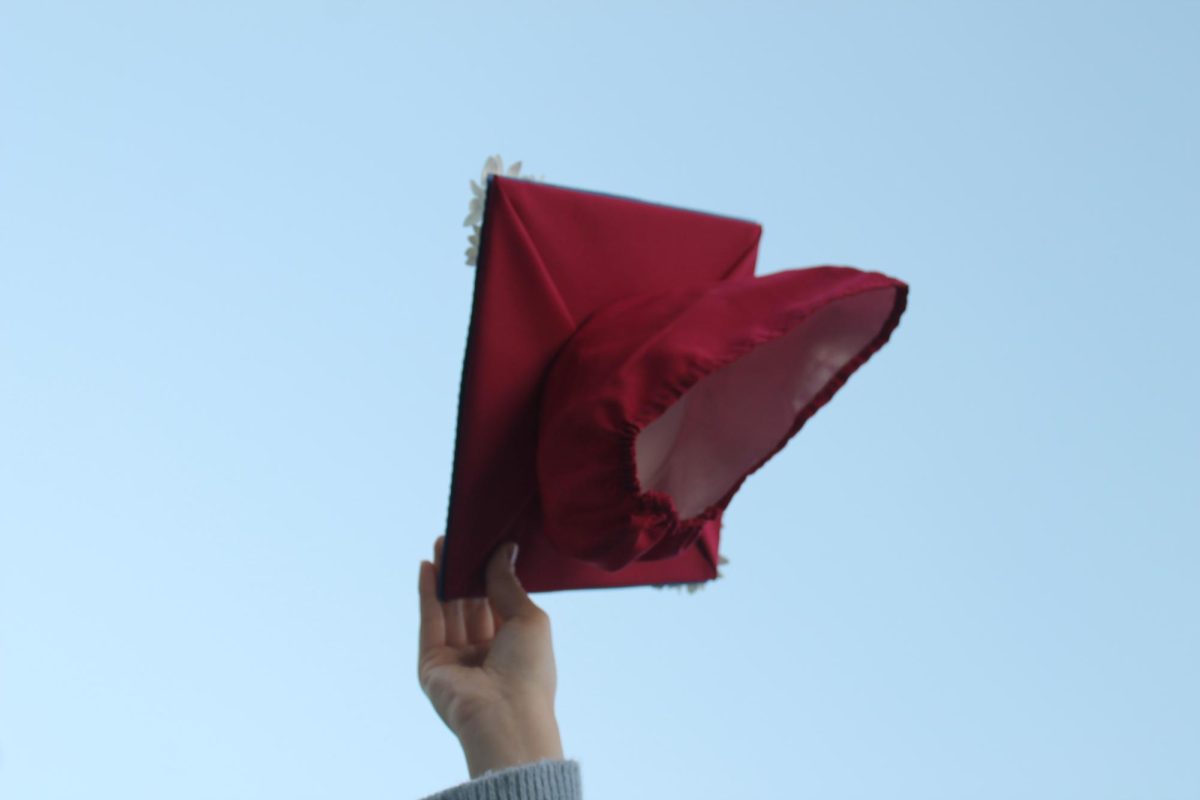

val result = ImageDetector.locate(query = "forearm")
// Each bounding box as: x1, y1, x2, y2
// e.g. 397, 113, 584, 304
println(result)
458, 705, 564, 779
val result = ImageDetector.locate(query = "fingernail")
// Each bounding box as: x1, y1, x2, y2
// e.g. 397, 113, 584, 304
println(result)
508, 543, 519, 570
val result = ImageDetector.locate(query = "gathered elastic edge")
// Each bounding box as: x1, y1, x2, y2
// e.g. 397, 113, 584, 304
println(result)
617, 279, 910, 562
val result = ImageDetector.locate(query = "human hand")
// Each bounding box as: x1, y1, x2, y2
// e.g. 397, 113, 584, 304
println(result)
418, 536, 563, 778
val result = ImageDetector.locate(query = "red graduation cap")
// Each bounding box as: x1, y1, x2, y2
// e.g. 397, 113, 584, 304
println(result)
440, 171, 908, 600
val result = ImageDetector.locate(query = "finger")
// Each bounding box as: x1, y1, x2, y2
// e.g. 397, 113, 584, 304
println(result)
432, 535, 447, 606
486, 542, 543, 622
445, 597, 468, 648
465, 596, 494, 644
435, 535, 470, 647
418, 560, 445, 653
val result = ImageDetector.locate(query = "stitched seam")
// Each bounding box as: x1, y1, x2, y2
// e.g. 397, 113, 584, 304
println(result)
496, 187, 578, 328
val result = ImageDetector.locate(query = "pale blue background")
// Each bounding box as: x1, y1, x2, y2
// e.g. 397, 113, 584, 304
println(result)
1, 1, 1197, 798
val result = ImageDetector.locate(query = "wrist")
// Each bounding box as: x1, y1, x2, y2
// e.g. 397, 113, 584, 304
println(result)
457, 705, 563, 779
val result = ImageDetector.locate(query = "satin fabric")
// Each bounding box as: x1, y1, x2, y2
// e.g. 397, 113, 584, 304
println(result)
538, 267, 907, 572
440, 175, 907, 599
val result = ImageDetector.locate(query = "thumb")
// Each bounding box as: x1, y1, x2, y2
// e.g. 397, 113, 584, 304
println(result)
485, 542, 540, 621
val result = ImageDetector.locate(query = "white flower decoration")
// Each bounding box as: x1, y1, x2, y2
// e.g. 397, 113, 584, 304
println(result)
652, 554, 730, 594
464, 155, 543, 266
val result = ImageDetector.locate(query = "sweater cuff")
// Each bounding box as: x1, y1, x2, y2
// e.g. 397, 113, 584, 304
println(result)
419, 758, 582, 800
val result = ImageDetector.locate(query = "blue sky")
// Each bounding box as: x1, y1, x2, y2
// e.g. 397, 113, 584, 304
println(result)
1, 1, 1197, 798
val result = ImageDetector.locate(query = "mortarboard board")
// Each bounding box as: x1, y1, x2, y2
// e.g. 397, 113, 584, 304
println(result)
439, 161, 908, 600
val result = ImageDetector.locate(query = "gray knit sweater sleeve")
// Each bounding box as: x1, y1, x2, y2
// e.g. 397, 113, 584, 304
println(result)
419, 759, 581, 800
